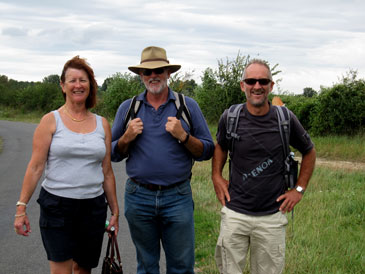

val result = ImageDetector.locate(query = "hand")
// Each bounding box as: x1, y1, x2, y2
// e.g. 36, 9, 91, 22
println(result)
14, 215, 31, 236
106, 215, 119, 236
276, 189, 303, 213
124, 118, 143, 142
212, 176, 230, 206
165, 117, 186, 141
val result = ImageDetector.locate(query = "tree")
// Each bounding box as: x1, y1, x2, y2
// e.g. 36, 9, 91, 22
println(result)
169, 71, 197, 97
95, 73, 144, 118
195, 52, 281, 122
43, 74, 60, 85
311, 70, 365, 136
303, 87, 317, 97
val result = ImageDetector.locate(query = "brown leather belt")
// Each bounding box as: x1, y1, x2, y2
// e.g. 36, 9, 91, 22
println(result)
130, 178, 185, 191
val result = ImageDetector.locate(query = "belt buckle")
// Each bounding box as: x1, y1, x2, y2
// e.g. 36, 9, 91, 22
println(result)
158, 185, 162, 191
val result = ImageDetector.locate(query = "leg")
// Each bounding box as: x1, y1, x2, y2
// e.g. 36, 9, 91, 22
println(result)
160, 181, 195, 274
73, 261, 91, 274
73, 193, 107, 270
250, 212, 288, 274
49, 259, 73, 274
215, 206, 252, 274
124, 179, 161, 274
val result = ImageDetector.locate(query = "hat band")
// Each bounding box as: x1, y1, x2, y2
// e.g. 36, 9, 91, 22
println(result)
141, 58, 170, 64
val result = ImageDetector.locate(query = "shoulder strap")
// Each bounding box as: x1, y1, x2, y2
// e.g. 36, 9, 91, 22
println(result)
225, 103, 244, 158
173, 91, 193, 131
122, 96, 142, 132
275, 105, 291, 157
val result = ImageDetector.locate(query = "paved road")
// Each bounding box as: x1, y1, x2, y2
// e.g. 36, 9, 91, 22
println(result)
0, 120, 160, 274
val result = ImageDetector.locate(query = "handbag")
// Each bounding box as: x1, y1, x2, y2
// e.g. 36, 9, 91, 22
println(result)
101, 232, 123, 274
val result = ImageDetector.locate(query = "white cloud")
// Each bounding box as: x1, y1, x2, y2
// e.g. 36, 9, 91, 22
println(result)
0, 0, 364, 94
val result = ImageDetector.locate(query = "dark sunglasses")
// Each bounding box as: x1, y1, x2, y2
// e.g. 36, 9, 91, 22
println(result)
243, 78, 271, 86
142, 68, 165, 76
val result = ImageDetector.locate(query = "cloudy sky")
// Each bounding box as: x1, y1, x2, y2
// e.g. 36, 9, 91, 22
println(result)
1, 0, 364, 94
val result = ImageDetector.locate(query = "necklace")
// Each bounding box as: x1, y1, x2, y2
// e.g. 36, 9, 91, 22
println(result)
63, 106, 87, 122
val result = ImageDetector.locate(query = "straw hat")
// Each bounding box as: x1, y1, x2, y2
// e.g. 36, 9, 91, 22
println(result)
128, 46, 181, 74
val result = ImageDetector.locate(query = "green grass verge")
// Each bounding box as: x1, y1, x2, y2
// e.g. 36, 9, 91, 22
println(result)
0, 106, 43, 123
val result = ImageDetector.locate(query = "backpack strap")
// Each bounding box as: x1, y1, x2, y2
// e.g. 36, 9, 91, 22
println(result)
173, 91, 193, 132
122, 95, 142, 132
123, 91, 193, 133
275, 105, 291, 158
226, 103, 244, 158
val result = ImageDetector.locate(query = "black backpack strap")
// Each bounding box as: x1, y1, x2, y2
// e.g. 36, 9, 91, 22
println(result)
122, 96, 142, 132
224, 103, 244, 185
226, 103, 244, 157
275, 105, 290, 157
173, 91, 193, 132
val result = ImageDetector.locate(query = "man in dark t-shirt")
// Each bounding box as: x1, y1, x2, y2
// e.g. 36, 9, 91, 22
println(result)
212, 59, 316, 274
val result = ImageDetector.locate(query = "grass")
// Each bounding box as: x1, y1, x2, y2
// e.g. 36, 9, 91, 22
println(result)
0, 137, 3, 153
0, 106, 43, 123
2, 108, 364, 273
311, 135, 365, 162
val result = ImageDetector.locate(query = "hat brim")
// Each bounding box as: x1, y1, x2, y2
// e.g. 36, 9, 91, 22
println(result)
128, 62, 181, 75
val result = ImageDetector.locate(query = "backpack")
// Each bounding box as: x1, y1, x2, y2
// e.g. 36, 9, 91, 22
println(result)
122, 91, 193, 134
225, 103, 298, 190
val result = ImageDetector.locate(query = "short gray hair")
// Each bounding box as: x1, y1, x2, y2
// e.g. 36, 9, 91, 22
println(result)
242, 59, 272, 81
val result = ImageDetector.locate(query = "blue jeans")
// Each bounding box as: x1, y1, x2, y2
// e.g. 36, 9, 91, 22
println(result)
124, 178, 195, 274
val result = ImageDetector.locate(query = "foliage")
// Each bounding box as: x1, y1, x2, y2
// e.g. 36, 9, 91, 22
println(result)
99, 76, 113, 93
18, 83, 64, 112
195, 53, 281, 123
42, 74, 60, 85
169, 71, 197, 97
302, 87, 317, 97
94, 72, 144, 118
311, 70, 365, 136
0, 75, 63, 112
281, 95, 317, 132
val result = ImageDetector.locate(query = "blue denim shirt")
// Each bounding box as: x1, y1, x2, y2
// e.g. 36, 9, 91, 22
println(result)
111, 89, 214, 186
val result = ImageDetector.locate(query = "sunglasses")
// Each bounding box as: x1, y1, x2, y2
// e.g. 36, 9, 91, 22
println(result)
243, 78, 272, 86
142, 68, 165, 76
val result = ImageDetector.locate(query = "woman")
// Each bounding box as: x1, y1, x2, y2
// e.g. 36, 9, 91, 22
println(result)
14, 56, 119, 274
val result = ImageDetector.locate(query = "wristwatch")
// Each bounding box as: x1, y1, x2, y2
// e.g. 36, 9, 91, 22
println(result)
295, 186, 305, 194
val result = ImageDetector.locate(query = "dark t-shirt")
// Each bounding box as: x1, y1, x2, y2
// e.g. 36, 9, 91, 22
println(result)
216, 104, 314, 216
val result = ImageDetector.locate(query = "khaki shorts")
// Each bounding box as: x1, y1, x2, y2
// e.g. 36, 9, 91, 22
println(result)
215, 206, 288, 274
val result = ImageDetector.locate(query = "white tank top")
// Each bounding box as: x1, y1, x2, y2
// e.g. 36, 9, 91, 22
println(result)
41, 110, 106, 199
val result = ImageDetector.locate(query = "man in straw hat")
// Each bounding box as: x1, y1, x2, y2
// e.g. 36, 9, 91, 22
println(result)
111, 46, 214, 273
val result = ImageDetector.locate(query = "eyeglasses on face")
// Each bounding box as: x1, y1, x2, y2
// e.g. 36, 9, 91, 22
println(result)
243, 78, 271, 86
142, 68, 165, 76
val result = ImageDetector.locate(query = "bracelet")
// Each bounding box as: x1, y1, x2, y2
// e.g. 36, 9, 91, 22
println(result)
111, 213, 119, 217
16, 201, 27, 207
178, 132, 190, 144
15, 213, 26, 218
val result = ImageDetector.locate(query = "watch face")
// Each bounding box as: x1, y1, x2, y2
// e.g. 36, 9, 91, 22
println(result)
296, 186, 304, 193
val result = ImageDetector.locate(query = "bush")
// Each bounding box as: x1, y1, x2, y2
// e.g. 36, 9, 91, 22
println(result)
94, 73, 144, 119
283, 95, 317, 132
17, 83, 64, 112
311, 71, 365, 136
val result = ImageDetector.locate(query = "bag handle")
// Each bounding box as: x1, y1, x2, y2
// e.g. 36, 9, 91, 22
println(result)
108, 232, 122, 267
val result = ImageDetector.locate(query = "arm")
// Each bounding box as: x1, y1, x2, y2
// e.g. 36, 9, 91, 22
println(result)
101, 118, 120, 235
277, 147, 316, 213
14, 112, 56, 236
114, 118, 143, 158
165, 117, 204, 158
165, 97, 214, 160
211, 143, 230, 206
